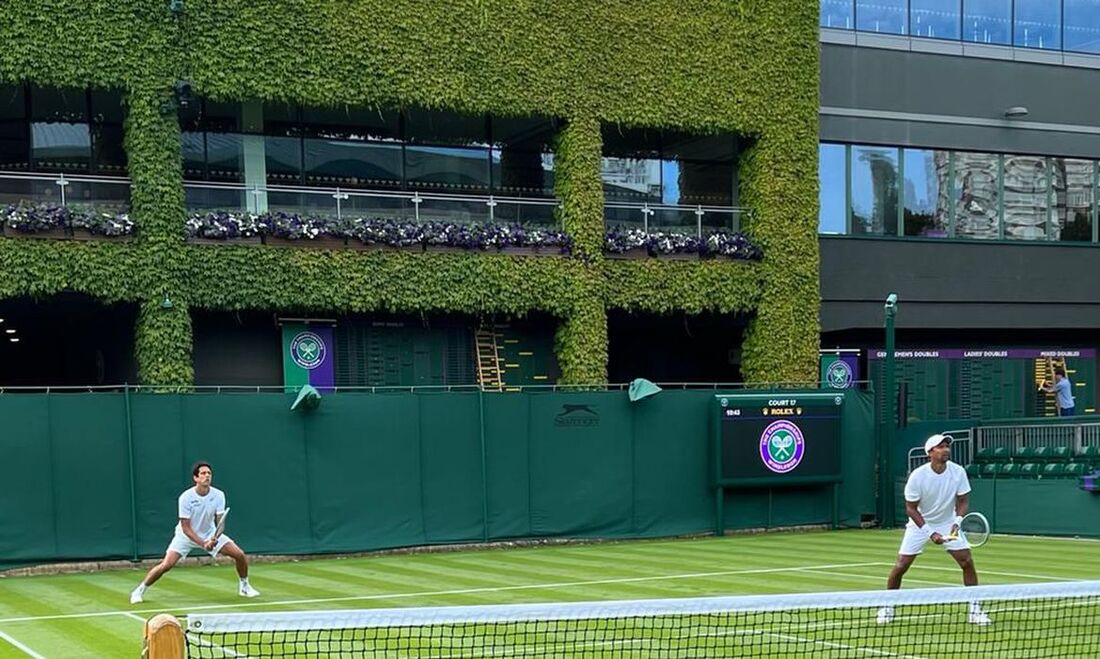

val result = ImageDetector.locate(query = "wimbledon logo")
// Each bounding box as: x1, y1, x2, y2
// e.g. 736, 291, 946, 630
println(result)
759, 420, 806, 474
290, 332, 326, 370
826, 359, 853, 389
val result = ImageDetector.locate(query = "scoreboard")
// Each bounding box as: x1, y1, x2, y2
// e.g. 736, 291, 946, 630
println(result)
714, 393, 844, 487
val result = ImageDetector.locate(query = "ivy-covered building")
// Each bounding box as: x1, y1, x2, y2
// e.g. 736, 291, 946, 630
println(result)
0, 1, 818, 388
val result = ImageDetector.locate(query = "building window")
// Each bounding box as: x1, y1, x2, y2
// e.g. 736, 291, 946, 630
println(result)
819, 144, 847, 234
963, 0, 1012, 44
821, 0, 854, 29
1064, 0, 1100, 53
850, 146, 899, 236
911, 0, 962, 40
1014, 0, 1061, 49
1052, 158, 1094, 242
856, 0, 907, 35
902, 149, 951, 237
954, 151, 1002, 239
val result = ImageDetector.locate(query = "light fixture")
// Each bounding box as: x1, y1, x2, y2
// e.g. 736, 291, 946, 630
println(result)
0, 318, 5, 323
9, 337, 18, 343
4, 329, 14, 334
168, 0, 184, 14
160, 293, 174, 310
1004, 106, 1029, 119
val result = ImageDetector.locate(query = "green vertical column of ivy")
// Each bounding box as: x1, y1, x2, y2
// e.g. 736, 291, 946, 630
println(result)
739, 132, 820, 385
552, 114, 608, 383
125, 85, 193, 385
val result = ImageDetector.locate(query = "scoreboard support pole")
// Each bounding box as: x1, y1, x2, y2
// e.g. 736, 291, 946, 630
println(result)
713, 484, 840, 536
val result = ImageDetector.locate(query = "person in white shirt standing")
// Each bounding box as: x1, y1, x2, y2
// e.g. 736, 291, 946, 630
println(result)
130, 461, 259, 603
877, 434, 990, 626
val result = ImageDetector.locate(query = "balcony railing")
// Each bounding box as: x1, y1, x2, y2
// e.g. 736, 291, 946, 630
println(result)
605, 201, 748, 237
183, 182, 563, 229
0, 171, 130, 213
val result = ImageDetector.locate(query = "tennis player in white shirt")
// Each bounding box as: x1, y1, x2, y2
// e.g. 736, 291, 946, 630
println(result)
130, 461, 259, 604
877, 434, 990, 626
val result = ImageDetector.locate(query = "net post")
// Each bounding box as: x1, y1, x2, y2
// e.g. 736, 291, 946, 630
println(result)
142, 614, 184, 659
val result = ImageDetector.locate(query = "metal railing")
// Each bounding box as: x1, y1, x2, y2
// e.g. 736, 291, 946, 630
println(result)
0, 171, 130, 212
184, 181, 563, 229
976, 422, 1100, 454
605, 201, 748, 236
907, 428, 972, 474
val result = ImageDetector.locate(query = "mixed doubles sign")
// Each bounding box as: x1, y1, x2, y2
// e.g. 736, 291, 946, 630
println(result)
714, 393, 843, 487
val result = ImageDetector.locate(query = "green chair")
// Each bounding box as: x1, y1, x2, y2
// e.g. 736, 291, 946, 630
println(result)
1013, 446, 1035, 462
975, 447, 995, 463
1018, 463, 1040, 479
966, 463, 981, 479
999, 463, 1018, 477
981, 463, 1000, 478
1075, 446, 1100, 468
1064, 463, 1087, 478
1041, 463, 1065, 479
1049, 446, 1072, 463
1031, 446, 1051, 462
991, 447, 1011, 462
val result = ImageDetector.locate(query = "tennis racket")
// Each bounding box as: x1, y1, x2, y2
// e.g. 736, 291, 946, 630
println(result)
213, 507, 230, 539
944, 511, 990, 548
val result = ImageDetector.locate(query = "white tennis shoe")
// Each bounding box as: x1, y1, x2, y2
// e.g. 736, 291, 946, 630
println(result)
239, 583, 260, 598
129, 588, 144, 604
876, 606, 894, 624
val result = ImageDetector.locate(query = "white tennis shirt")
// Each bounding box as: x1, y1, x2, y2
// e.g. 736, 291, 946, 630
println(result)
904, 461, 971, 528
175, 486, 226, 539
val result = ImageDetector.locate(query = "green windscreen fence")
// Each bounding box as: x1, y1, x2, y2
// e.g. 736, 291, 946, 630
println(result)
0, 389, 878, 568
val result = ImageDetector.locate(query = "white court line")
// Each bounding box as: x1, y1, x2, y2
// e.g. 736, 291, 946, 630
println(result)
0, 629, 46, 659
0, 561, 881, 625
882, 564, 1077, 582
796, 569, 951, 588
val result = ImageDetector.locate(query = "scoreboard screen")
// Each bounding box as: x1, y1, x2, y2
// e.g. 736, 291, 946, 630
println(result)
714, 393, 844, 487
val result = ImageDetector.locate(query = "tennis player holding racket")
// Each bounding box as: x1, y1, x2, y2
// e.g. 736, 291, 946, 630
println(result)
877, 434, 990, 626
130, 461, 259, 603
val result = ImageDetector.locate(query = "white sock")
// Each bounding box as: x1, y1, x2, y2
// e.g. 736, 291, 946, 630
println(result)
240, 577, 249, 585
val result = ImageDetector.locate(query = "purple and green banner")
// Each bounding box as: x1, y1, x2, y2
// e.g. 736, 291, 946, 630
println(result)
820, 352, 860, 389
870, 348, 1096, 360
282, 324, 334, 392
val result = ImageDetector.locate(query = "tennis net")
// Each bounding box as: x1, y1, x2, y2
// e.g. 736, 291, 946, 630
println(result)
184, 580, 1100, 657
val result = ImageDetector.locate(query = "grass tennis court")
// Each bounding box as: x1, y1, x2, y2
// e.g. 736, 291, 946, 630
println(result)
0, 529, 1097, 657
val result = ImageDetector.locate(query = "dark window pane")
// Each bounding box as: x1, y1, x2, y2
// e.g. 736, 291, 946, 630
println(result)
1003, 154, 1047, 240
902, 148, 950, 237
405, 109, 488, 147
0, 85, 29, 170
32, 123, 90, 172
205, 132, 243, 181
850, 145, 898, 235
265, 136, 302, 185
661, 132, 735, 162
492, 148, 554, 198
821, 0, 854, 29
819, 144, 847, 234
30, 86, 87, 123
675, 160, 734, 206
89, 90, 125, 124
911, 0, 961, 39
602, 125, 661, 159
1014, 0, 1061, 49
963, 0, 1011, 44
491, 115, 558, 152
0, 85, 26, 121
1064, 0, 1100, 53
304, 138, 402, 188
1052, 158, 1093, 242
91, 123, 127, 174
301, 106, 398, 141
405, 145, 490, 192
263, 102, 300, 137
202, 101, 240, 132
182, 132, 206, 180
856, 0, 907, 34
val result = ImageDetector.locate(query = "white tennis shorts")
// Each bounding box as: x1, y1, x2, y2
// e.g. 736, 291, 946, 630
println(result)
167, 532, 232, 559
898, 522, 971, 555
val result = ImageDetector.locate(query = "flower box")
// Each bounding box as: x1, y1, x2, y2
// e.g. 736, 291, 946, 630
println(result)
425, 244, 473, 254
498, 245, 565, 257
189, 236, 263, 246
655, 251, 699, 261
605, 248, 649, 260
350, 242, 425, 253
70, 230, 134, 242
5, 226, 70, 240
265, 235, 347, 249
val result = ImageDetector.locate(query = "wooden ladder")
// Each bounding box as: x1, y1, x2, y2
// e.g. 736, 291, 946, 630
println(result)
475, 327, 504, 391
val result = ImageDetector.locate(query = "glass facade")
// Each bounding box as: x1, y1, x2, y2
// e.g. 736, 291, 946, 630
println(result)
823, 0, 1100, 53
0, 84, 126, 175
820, 143, 1097, 243
182, 100, 559, 198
